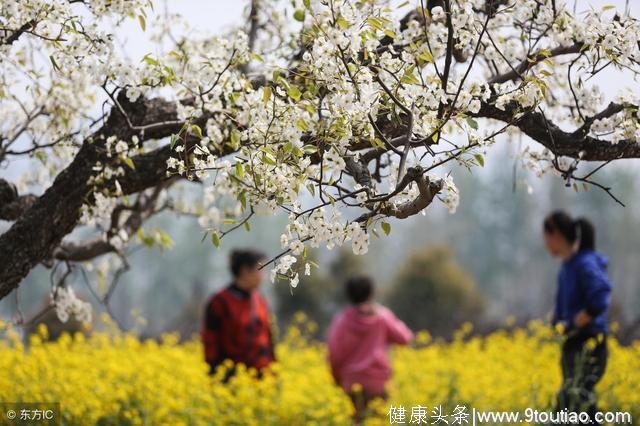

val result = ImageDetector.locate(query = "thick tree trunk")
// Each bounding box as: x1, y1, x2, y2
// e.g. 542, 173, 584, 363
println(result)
0, 95, 177, 298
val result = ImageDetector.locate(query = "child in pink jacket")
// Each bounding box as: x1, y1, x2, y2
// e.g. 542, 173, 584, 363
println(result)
327, 275, 413, 417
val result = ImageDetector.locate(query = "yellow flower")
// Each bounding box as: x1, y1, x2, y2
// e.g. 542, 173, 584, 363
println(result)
0, 318, 637, 425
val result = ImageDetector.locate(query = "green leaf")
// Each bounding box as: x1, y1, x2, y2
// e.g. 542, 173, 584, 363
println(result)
238, 191, 247, 210
367, 17, 383, 31
538, 48, 552, 58
142, 54, 158, 66
303, 0, 311, 9
303, 144, 317, 154
381, 221, 391, 236
306, 183, 315, 196
287, 86, 302, 102
49, 55, 60, 72
400, 66, 420, 85
419, 51, 434, 63
262, 152, 276, 165
294, 9, 305, 22
474, 154, 485, 167
263, 86, 272, 104
336, 15, 350, 29
230, 129, 241, 147
138, 14, 146, 31
157, 229, 173, 248
302, 102, 316, 114
250, 53, 264, 62
211, 233, 220, 247
235, 162, 244, 178
371, 137, 386, 149
243, 221, 251, 232
259, 146, 276, 156
138, 229, 154, 247
123, 157, 135, 170
34, 150, 46, 164
295, 118, 308, 132
466, 117, 479, 130
191, 124, 203, 139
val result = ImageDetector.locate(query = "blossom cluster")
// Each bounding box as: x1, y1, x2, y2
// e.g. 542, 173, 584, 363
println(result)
3, 0, 640, 295
50, 286, 92, 324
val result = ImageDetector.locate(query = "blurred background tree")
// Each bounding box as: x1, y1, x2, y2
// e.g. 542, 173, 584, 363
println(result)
384, 245, 485, 339
163, 279, 207, 341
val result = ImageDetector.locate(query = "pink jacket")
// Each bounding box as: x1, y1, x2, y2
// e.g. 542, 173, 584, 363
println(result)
327, 305, 413, 395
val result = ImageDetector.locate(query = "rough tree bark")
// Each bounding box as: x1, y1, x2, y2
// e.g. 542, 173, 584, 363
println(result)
0, 95, 182, 298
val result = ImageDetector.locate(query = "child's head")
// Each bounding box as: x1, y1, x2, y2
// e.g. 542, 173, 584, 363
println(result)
230, 249, 266, 291
346, 275, 374, 305
543, 210, 596, 257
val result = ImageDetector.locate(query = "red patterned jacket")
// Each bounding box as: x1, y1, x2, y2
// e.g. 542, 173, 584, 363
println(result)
201, 283, 275, 374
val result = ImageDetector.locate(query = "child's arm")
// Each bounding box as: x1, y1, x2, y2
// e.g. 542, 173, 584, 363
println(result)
326, 317, 345, 384
201, 297, 224, 373
578, 259, 612, 321
381, 307, 414, 345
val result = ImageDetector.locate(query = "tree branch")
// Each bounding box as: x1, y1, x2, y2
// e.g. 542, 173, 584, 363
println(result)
477, 101, 640, 160
489, 43, 584, 85
0, 94, 206, 299
0, 179, 37, 221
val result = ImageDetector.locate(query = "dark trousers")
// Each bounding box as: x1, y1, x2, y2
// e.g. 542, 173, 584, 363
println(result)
556, 333, 608, 425
348, 389, 387, 425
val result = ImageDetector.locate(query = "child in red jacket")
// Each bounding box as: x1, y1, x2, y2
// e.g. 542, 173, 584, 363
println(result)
327, 275, 413, 420
202, 249, 275, 380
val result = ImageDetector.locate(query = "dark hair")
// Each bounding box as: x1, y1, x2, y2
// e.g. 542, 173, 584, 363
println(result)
345, 275, 374, 305
543, 210, 595, 251
574, 218, 595, 251
229, 249, 266, 277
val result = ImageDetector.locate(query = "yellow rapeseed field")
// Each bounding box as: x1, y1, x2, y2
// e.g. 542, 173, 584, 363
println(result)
1, 314, 638, 425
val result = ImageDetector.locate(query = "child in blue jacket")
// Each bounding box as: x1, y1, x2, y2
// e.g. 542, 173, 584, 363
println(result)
543, 211, 612, 425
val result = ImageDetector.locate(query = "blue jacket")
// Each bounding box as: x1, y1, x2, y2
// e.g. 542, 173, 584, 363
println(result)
553, 249, 612, 335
